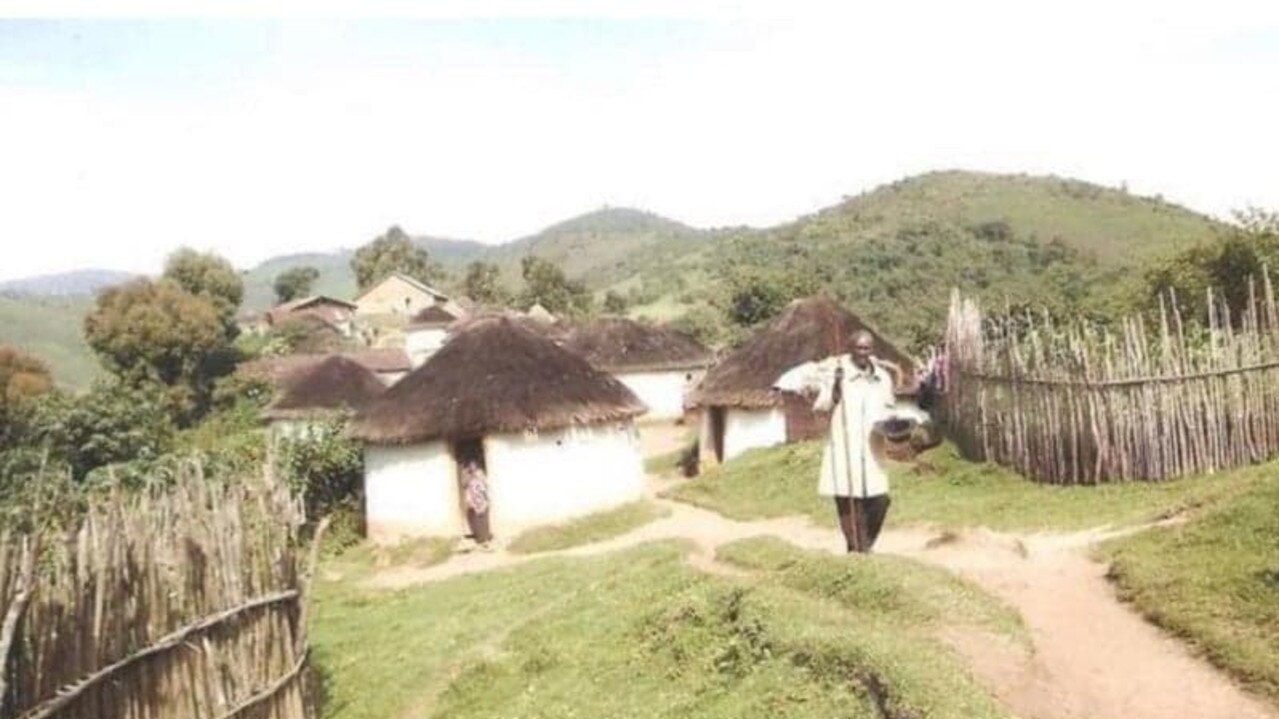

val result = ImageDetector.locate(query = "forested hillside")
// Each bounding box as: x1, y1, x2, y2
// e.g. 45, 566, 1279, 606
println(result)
0, 170, 1230, 385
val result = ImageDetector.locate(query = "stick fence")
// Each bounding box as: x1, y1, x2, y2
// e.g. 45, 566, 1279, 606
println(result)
0, 462, 319, 719
941, 274, 1279, 483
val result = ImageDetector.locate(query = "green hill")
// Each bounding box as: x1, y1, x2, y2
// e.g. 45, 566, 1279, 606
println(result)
794, 170, 1223, 266
0, 170, 1234, 386
617, 171, 1228, 351
0, 295, 100, 390
486, 207, 714, 290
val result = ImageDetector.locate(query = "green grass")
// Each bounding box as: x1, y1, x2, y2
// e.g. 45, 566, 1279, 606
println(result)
667, 441, 1267, 533
321, 536, 456, 584
1100, 465, 1279, 702
644, 442, 695, 477
312, 540, 1014, 719
506, 500, 670, 554
0, 295, 100, 390
716, 536, 1027, 645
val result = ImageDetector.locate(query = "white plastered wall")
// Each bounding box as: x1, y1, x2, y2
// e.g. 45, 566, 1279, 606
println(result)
484, 422, 645, 537
723, 407, 787, 462
364, 442, 463, 543
616, 368, 705, 421
405, 327, 448, 368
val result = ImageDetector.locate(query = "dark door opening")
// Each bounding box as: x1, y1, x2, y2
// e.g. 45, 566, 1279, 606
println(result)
452, 438, 491, 545
709, 406, 726, 463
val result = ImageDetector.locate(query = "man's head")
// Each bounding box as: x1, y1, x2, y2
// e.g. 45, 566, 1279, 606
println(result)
851, 330, 875, 369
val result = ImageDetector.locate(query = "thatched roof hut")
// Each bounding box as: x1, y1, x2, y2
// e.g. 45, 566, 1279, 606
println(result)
688, 296, 916, 409
558, 318, 711, 373
262, 355, 387, 420
352, 314, 646, 445
408, 304, 463, 329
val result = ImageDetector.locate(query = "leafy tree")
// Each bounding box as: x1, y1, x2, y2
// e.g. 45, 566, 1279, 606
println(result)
722, 268, 820, 327
519, 256, 593, 316
0, 346, 53, 446
352, 225, 444, 291
1142, 210, 1279, 326
163, 248, 244, 337
273, 266, 320, 303
669, 304, 725, 347
603, 290, 629, 315
277, 417, 365, 547
463, 261, 509, 305
83, 278, 230, 422
30, 380, 175, 481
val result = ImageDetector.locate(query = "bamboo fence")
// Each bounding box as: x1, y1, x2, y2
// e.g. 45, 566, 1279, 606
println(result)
941, 275, 1279, 484
0, 462, 322, 719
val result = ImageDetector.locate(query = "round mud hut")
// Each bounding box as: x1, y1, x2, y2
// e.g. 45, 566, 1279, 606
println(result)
261, 354, 388, 436
687, 296, 918, 466
351, 314, 649, 544
558, 317, 712, 422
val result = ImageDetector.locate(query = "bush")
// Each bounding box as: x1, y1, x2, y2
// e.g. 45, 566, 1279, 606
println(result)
29, 380, 176, 482
276, 417, 365, 548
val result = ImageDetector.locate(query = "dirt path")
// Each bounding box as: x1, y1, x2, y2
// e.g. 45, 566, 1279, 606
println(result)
902, 525, 1276, 719
365, 465, 1277, 719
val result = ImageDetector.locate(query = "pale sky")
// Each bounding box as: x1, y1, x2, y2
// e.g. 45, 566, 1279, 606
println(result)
1, 1, 1277, 280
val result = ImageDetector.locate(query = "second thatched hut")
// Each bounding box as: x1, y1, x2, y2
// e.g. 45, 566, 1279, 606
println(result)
260, 354, 387, 436
558, 317, 711, 421
686, 296, 918, 466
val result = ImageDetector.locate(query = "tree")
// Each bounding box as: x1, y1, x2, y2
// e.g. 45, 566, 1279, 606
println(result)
352, 226, 444, 291
163, 248, 244, 337
1142, 210, 1279, 326
0, 346, 53, 446
603, 290, 629, 315
463, 261, 508, 305
518, 256, 593, 316
83, 278, 230, 422
277, 416, 364, 545
273, 266, 320, 303
722, 268, 819, 327
30, 379, 175, 482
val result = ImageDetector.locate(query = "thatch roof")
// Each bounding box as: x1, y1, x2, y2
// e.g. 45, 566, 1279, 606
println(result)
237, 348, 410, 386
687, 296, 916, 409
559, 317, 711, 372
346, 348, 412, 373
265, 295, 356, 325
351, 314, 646, 445
263, 355, 387, 420
408, 304, 463, 328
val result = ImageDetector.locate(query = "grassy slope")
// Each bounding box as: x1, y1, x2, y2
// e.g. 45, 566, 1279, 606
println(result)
239, 252, 358, 312
667, 441, 1267, 532
506, 500, 670, 554
486, 207, 713, 291
312, 540, 1016, 719
1101, 467, 1279, 702
800, 170, 1223, 266
0, 295, 99, 390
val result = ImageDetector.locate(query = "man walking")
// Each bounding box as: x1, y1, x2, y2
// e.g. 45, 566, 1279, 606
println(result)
775, 330, 898, 552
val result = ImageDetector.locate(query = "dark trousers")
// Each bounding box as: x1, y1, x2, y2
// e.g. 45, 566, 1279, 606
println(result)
466, 509, 491, 544
834, 495, 891, 553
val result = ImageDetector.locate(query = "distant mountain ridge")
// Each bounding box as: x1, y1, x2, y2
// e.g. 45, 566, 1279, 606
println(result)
0, 269, 139, 298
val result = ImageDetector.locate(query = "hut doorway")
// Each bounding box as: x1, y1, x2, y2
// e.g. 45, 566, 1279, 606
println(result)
709, 407, 726, 462
452, 438, 491, 545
